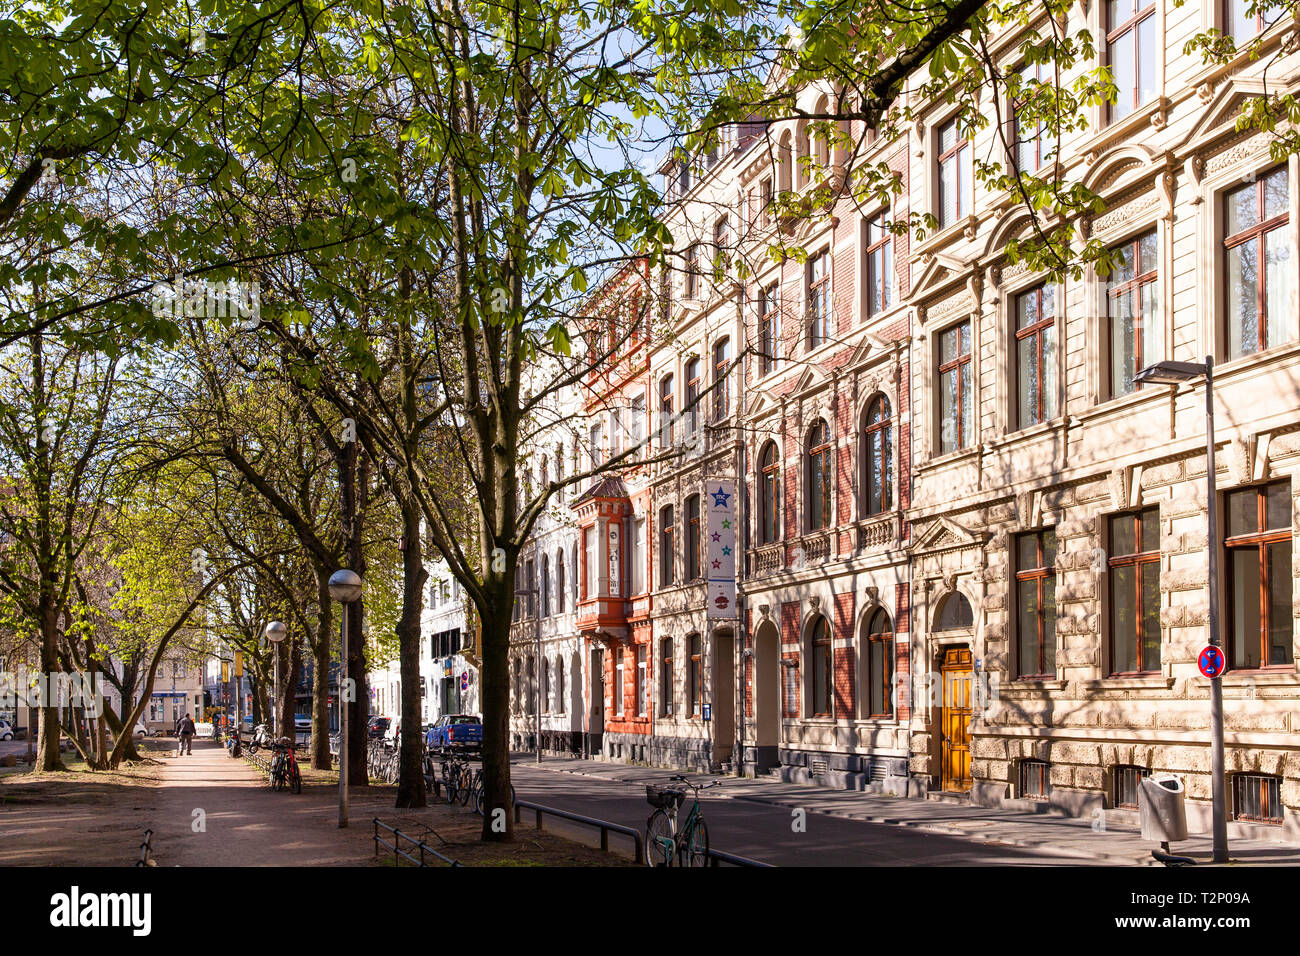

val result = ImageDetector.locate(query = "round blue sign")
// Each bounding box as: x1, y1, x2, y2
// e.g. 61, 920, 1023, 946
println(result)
1198, 645, 1226, 679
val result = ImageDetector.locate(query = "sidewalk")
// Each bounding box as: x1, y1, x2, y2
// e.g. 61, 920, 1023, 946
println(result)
520, 754, 1300, 866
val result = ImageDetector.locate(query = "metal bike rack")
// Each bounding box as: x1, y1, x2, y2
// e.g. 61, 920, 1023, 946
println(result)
136, 828, 155, 867
372, 818, 462, 867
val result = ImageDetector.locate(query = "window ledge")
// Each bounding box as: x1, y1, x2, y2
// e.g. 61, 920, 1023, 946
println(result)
993, 416, 1064, 446
918, 444, 980, 471
1219, 670, 1299, 685
1080, 676, 1175, 691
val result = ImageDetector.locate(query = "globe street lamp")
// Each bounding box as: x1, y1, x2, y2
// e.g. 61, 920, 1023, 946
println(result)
266, 621, 287, 741
328, 569, 363, 828
1134, 356, 1227, 863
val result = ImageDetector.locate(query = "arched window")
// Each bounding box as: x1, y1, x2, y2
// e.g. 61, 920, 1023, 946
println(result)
759, 441, 781, 544
813, 95, 830, 168
778, 131, 793, 193
809, 616, 833, 716
712, 337, 731, 421
934, 591, 974, 630
554, 656, 565, 712
796, 120, 811, 188
541, 554, 551, 617
864, 608, 894, 718
807, 420, 832, 531
555, 549, 566, 614
542, 659, 550, 713
658, 373, 675, 447
863, 395, 893, 517
513, 658, 522, 710
525, 655, 535, 715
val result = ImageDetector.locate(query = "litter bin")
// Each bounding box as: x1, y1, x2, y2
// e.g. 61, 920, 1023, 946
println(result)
1138, 773, 1188, 843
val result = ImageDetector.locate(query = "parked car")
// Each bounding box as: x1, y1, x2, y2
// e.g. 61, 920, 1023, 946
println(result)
294, 714, 311, 731
425, 714, 482, 751
133, 721, 151, 737
0, 719, 14, 741
366, 716, 390, 740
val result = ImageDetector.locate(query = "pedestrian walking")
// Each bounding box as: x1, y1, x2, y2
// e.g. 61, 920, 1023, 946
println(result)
178, 713, 196, 755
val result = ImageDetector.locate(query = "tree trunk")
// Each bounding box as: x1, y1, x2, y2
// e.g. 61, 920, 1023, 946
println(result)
35, 612, 65, 772
277, 633, 302, 745
478, 569, 514, 841
310, 574, 334, 769
395, 498, 428, 808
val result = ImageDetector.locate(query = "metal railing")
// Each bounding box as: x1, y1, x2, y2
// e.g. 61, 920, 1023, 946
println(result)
372, 818, 462, 867
512, 799, 644, 864
703, 847, 773, 867
136, 828, 155, 867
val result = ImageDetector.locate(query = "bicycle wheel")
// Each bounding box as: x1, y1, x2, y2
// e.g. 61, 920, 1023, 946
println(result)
686, 818, 709, 867
456, 765, 472, 806
645, 810, 674, 867
290, 764, 302, 794
444, 766, 458, 804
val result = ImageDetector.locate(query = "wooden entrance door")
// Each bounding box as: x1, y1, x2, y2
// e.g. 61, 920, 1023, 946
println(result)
940, 646, 973, 792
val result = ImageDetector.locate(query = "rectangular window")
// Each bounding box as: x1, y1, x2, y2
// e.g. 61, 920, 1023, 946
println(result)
1013, 61, 1054, 172
713, 216, 729, 273
1106, 0, 1157, 123
659, 505, 675, 587
1226, 482, 1294, 669
759, 282, 780, 375
583, 529, 596, 601
686, 494, 701, 580
1016, 528, 1057, 678
807, 249, 830, 349
1233, 773, 1283, 823
685, 358, 701, 436
938, 321, 973, 453
689, 634, 702, 716
685, 243, 699, 299
614, 651, 625, 717
866, 211, 893, 317
760, 177, 773, 225
1113, 765, 1150, 809
811, 619, 833, 717
589, 422, 602, 467
1020, 759, 1050, 800
1225, 167, 1291, 359
713, 338, 731, 421
866, 631, 894, 718
631, 516, 645, 595
938, 118, 971, 227
1015, 284, 1058, 428
1107, 231, 1160, 398
609, 407, 621, 458
636, 646, 647, 717
1229, 0, 1282, 43
630, 393, 645, 458
660, 639, 673, 716
1108, 508, 1161, 675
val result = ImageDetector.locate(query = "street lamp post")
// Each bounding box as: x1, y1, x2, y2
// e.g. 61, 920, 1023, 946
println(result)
266, 621, 287, 740
328, 570, 363, 829
1135, 356, 1227, 863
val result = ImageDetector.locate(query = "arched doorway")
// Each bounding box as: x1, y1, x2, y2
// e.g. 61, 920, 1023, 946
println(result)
752, 619, 780, 773
933, 591, 974, 793
712, 627, 735, 768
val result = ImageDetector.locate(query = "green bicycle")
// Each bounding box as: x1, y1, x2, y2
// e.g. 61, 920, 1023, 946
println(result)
644, 774, 720, 867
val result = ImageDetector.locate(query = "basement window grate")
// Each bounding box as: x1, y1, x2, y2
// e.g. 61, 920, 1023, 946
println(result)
810, 757, 828, 777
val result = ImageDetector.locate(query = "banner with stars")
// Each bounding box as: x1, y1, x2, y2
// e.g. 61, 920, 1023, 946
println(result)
705, 478, 737, 620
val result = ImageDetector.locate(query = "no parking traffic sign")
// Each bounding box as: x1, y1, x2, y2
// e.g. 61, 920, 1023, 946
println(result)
1198, 645, 1226, 679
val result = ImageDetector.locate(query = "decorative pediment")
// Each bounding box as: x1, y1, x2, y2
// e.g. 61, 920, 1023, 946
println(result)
846, 331, 889, 370
909, 253, 968, 305
913, 515, 983, 553
1183, 81, 1266, 152
789, 365, 821, 397
1080, 143, 1160, 197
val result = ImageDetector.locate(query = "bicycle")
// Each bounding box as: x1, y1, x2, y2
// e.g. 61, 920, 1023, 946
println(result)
269, 738, 302, 794
644, 775, 720, 867
468, 767, 516, 816
440, 754, 472, 805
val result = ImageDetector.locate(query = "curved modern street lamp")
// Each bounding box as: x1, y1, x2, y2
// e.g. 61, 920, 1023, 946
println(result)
1135, 356, 1227, 863
328, 569, 363, 828
265, 621, 287, 741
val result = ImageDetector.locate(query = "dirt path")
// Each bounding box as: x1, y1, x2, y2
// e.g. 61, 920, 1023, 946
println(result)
1, 739, 626, 866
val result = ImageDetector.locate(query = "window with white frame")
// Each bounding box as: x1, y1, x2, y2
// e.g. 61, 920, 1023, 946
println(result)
1105, 0, 1157, 124
1106, 230, 1160, 398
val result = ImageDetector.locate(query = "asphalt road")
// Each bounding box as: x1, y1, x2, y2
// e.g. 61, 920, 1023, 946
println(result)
506, 759, 1103, 866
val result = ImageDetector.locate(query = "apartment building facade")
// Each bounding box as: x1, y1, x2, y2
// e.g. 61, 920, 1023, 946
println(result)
504, 0, 1300, 841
